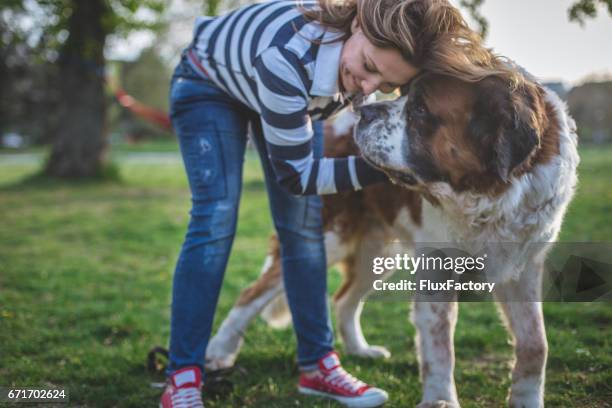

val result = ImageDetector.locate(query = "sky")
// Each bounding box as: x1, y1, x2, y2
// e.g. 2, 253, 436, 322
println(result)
107, 0, 612, 86
471, 0, 612, 85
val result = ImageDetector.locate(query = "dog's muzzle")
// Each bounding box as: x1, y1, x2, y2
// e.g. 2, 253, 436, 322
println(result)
356, 104, 389, 127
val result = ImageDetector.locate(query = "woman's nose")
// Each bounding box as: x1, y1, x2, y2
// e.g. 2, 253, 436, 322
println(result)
360, 77, 380, 96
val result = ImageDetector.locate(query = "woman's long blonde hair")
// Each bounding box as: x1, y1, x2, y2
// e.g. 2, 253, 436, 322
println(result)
301, 0, 519, 85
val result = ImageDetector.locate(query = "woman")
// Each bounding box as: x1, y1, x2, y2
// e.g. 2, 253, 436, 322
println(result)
162, 1, 497, 407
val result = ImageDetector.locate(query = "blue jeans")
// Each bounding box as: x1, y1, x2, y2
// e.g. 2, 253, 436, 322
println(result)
167, 56, 333, 376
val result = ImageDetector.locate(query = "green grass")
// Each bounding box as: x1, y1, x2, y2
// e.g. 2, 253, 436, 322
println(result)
0, 145, 611, 407
0, 140, 180, 156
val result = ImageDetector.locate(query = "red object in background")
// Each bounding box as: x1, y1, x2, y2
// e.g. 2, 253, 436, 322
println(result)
113, 87, 172, 131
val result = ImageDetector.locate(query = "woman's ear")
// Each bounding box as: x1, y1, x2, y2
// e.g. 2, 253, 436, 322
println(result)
351, 18, 360, 34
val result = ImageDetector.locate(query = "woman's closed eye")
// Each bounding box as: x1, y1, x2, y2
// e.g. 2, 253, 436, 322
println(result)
363, 61, 377, 73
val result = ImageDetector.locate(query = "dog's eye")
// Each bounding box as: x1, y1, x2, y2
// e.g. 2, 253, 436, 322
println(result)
411, 104, 427, 120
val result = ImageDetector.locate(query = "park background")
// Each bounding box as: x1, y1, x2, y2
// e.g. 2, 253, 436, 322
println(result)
1, 0, 611, 406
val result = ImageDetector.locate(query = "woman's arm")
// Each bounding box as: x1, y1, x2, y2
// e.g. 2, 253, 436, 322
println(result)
254, 46, 387, 196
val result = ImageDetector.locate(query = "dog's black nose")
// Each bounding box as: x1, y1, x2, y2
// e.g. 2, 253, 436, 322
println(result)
357, 104, 387, 125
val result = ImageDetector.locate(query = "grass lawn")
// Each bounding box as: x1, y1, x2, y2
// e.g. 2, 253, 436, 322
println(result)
0, 145, 611, 407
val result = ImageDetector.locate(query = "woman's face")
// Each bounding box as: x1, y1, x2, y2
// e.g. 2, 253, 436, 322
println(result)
339, 19, 420, 95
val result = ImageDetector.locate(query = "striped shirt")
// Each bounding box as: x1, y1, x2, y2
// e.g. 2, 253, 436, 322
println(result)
187, 0, 386, 195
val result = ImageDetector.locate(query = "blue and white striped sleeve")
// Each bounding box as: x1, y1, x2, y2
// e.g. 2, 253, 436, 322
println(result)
253, 47, 388, 196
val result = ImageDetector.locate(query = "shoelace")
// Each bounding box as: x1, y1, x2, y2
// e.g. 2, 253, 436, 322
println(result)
325, 366, 367, 393
171, 387, 203, 408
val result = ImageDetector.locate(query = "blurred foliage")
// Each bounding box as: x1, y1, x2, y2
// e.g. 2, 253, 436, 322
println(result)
206, 0, 222, 15
108, 48, 173, 142
460, 0, 612, 38
121, 48, 171, 114
459, 0, 488, 38
567, 81, 612, 143
0, 0, 167, 63
0, 13, 60, 144
569, 0, 612, 24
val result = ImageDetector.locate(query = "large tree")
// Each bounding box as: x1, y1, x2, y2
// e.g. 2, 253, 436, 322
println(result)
45, 0, 165, 178
46, 0, 111, 178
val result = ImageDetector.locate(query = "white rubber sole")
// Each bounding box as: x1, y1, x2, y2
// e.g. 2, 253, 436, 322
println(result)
298, 386, 388, 408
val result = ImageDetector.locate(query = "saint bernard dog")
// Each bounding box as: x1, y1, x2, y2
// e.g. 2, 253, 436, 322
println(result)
205, 67, 579, 407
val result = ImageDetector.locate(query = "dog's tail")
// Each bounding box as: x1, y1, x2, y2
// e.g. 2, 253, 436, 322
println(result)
261, 236, 292, 329
241, 235, 292, 329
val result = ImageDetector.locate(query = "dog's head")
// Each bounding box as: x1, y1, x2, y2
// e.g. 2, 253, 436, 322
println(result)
354, 72, 548, 196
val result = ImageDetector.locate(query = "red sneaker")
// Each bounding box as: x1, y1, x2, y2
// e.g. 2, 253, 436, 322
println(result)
160, 366, 204, 408
298, 351, 388, 408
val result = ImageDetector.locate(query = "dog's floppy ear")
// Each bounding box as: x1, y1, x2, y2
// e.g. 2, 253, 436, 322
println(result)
474, 76, 545, 182
399, 73, 423, 96
493, 108, 540, 182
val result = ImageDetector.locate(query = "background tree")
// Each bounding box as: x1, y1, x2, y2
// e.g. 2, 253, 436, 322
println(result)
43, 0, 166, 178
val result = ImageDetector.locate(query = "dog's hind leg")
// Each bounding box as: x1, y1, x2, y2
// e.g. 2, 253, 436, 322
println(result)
205, 236, 283, 371
495, 264, 547, 408
333, 226, 397, 359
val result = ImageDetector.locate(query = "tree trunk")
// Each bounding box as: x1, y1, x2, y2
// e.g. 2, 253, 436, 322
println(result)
45, 0, 109, 178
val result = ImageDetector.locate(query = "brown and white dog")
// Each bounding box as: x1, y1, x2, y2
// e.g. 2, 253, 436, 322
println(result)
205, 69, 579, 407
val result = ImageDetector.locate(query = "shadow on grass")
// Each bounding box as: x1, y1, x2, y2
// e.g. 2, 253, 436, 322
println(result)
349, 354, 419, 375
242, 179, 266, 192
0, 163, 124, 192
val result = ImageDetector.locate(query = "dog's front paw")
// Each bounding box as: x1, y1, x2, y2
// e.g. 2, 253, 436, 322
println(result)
417, 400, 460, 408
345, 345, 391, 359
507, 377, 544, 408
205, 335, 243, 371
508, 393, 543, 408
